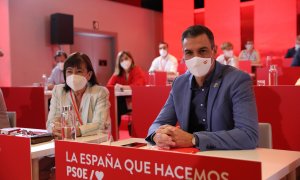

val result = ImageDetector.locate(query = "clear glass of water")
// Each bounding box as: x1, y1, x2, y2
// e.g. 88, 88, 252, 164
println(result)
148, 72, 156, 86
61, 111, 76, 141
98, 120, 113, 145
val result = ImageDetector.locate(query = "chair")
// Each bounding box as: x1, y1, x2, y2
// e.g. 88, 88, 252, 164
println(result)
7, 111, 16, 127
258, 123, 272, 148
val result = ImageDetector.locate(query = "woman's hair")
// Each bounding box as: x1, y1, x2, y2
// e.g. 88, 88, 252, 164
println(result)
220, 42, 233, 50
114, 51, 135, 76
63, 52, 98, 91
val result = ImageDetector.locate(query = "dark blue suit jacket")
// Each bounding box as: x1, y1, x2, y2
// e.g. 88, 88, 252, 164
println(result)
146, 62, 258, 151
285, 47, 295, 58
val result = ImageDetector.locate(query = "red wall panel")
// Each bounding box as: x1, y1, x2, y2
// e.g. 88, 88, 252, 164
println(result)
240, 3, 254, 50
255, 0, 297, 59
205, 0, 241, 54
194, 9, 205, 25
163, 0, 194, 61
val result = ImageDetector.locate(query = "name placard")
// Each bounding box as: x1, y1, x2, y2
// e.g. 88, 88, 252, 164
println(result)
0, 135, 31, 179
55, 141, 261, 180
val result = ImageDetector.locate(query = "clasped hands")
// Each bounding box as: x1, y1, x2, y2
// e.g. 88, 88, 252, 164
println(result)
153, 125, 194, 149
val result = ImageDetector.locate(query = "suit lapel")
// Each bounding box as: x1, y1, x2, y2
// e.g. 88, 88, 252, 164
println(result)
207, 62, 224, 130
181, 74, 193, 131
80, 86, 91, 124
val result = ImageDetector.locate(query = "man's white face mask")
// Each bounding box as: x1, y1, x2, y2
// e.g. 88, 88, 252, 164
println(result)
185, 57, 212, 77
223, 50, 233, 58
66, 74, 88, 91
159, 49, 168, 57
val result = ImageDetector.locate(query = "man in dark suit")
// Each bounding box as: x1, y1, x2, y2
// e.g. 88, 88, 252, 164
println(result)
285, 35, 300, 58
146, 25, 258, 151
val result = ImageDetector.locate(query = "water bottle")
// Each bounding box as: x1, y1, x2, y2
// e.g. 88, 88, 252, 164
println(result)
61, 105, 76, 141
42, 74, 48, 91
268, 65, 278, 85
266, 56, 271, 67
148, 72, 156, 86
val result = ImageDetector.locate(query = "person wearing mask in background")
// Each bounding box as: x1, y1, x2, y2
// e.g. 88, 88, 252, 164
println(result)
47, 52, 111, 138
47, 50, 68, 90
149, 42, 178, 74
216, 42, 239, 68
44, 52, 110, 179
0, 89, 10, 128
107, 51, 146, 125
0, 49, 3, 57
289, 35, 300, 67
285, 35, 300, 58
145, 25, 258, 151
239, 41, 260, 64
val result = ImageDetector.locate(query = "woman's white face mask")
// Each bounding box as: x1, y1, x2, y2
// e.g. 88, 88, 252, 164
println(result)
120, 60, 132, 70
185, 57, 212, 77
66, 74, 88, 91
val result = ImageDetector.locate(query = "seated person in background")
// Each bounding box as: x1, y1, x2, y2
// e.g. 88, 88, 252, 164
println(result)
0, 49, 3, 57
145, 25, 258, 151
291, 48, 300, 66
0, 89, 10, 128
107, 51, 146, 125
239, 41, 260, 64
285, 35, 300, 58
216, 42, 239, 68
47, 52, 111, 138
149, 42, 178, 75
47, 50, 68, 90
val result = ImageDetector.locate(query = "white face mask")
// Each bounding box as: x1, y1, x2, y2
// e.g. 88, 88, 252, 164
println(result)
245, 44, 253, 51
120, 60, 132, 70
223, 50, 233, 58
295, 44, 300, 51
66, 74, 88, 91
159, 49, 168, 57
185, 57, 212, 77
57, 62, 64, 71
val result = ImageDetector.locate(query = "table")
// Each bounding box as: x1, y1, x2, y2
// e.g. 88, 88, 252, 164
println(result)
112, 138, 300, 180
31, 134, 107, 180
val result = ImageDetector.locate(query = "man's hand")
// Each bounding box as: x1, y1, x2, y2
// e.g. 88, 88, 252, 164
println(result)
169, 127, 194, 148
153, 132, 175, 149
154, 125, 194, 148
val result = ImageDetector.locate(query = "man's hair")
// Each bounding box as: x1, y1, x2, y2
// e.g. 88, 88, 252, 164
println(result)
54, 50, 67, 59
181, 25, 215, 49
159, 41, 168, 48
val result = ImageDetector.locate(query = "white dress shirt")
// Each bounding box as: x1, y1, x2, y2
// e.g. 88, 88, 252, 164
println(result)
149, 54, 178, 73
216, 54, 239, 68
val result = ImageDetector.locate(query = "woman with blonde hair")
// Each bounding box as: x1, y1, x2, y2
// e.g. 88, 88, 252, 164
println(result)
107, 51, 145, 125
107, 51, 145, 88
